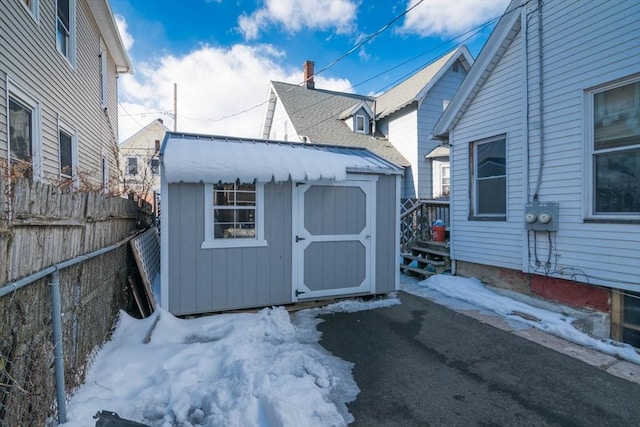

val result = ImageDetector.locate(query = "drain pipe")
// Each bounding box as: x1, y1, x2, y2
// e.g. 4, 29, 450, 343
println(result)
50, 270, 67, 424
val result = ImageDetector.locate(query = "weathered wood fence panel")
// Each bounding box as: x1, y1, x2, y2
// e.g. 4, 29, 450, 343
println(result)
0, 177, 141, 426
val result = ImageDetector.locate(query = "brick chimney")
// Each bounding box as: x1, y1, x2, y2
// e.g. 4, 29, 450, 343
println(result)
303, 60, 315, 89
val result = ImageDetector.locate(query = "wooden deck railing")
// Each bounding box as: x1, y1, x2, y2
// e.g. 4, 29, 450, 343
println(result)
400, 199, 450, 251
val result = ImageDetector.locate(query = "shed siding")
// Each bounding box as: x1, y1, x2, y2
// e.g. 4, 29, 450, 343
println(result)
0, 0, 121, 185
451, 30, 524, 269
451, 0, 640, 290
167, 181, 292, 315
375, 174, 399, 293
417, 65, 467, 198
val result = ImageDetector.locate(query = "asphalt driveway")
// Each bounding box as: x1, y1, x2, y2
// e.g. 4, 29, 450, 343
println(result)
318, 291, 640, 426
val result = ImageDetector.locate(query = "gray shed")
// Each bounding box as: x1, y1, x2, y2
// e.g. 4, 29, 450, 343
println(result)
159, 132, 402, 315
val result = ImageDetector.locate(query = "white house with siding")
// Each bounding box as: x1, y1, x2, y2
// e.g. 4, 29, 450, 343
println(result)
433, 0, 640, 346
1, 0, 131, 189
262, 46, 473, 199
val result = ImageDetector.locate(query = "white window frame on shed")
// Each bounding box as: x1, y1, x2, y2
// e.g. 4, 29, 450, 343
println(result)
20, 0, 40, 21
55, 0, 76, 66
470, 135, 506, 219
57, 118, 78, 182
585, 75, 640, 220
355, 114, 367, 134
6, 80, 42, 181
202, 182, 267, 249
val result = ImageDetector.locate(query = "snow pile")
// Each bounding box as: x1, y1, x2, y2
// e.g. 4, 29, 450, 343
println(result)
403, 275, 640, 365
163, 137, 397, 184
61, 305, 368, 427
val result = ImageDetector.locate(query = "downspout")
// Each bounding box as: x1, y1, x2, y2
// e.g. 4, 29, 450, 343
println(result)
522, 0, 531, 273
533, 0, 544, 200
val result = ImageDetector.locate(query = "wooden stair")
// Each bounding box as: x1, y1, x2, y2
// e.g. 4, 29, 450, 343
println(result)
401, 240, 451, 279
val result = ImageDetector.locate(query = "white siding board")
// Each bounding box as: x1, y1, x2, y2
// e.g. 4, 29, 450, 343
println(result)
449, 0, 640, 290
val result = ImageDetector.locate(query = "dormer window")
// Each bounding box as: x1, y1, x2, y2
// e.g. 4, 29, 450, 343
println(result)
355, 114, 366, 134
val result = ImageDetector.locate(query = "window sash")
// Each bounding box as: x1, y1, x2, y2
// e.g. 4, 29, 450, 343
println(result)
59, 129, 73, 177
591, 79, 640, 215
127, 157, 138, 175
8, 97, 33, 163
472, 137, 506, 216
355, 115, 366, 133
213, 183, 257, 239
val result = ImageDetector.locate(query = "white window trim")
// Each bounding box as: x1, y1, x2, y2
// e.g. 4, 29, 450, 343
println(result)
441, 164, 450, 197
6, 79, 42, 181
55, 0, 77, 67
355, 114, 366, 134
20, 0, 40, 21
57, 118, 78, 182
202, 182, 267, 249
584, 74, 640, 220
471, 134, 507, 218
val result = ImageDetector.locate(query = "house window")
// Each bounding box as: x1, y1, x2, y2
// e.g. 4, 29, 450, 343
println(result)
127, 157, 138, 175
590, 78, 640, 216
21, 0, 39, 19
471, 136, 506, 217
202, 182, 266, 248
58, 127, 75, 178
8, 85, 41, 179
355, 115, 366, 134
56, 0, 75, 64
441, 165, 450, 197
150, 158, 160, 175
612, 290, 640, 349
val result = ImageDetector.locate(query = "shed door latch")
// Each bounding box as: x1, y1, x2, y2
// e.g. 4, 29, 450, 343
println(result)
295, 235, 306, 242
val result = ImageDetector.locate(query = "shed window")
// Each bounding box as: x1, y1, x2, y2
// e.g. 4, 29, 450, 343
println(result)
589, 77, 640, 217
470, 135, 506, 218
203, 182, 267, 248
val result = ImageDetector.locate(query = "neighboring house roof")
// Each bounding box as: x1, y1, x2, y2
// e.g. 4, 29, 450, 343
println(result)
338, 100, 374, 120
263, 81, 411, 167
120, 119, 169, 150
425, 146, 450, 159
87, 0, 132, 73
161, 132, 403, 184
375, 46, 474, 119
432, 0, 522, 137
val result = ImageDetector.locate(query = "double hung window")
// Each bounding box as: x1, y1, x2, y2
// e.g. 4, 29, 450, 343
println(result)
471, 136, 506, 218
589, 78, 640, 216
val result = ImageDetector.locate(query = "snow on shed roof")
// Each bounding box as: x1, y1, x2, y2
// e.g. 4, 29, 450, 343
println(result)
161, 132, 403, 184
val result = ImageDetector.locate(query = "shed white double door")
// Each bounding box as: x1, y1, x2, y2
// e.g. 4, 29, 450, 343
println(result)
293, 176, 376, 300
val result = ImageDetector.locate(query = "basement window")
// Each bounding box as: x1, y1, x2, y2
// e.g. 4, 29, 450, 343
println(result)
612, 290, 640, 349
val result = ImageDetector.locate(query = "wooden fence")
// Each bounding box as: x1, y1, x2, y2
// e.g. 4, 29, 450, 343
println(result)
0, 177, 141, 426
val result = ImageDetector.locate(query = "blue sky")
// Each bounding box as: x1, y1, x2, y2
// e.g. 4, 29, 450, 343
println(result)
112, 0, 510, 141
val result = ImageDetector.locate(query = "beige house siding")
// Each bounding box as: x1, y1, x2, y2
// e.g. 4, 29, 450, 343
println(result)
0, 0, 127, 189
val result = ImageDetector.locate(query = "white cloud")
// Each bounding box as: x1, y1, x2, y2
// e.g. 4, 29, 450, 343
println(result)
114, 14, 134, 51
398, 0, 510, 37
238, 0, 357, 41
118, 44, 353, 142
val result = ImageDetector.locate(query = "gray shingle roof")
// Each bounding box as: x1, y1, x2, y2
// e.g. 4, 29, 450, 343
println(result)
375, 49, 459, 119
270, 81, 410, 167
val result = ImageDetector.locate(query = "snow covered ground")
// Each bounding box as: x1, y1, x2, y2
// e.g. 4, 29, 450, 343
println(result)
61, 275, 639, 426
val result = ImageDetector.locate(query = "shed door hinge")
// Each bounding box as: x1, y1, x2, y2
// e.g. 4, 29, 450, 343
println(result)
295, 235, 306, 242
295, 289, 306, 296
296, 182, 306, 187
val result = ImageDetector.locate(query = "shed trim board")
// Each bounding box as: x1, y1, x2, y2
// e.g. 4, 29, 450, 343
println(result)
159, 133, 401, 314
